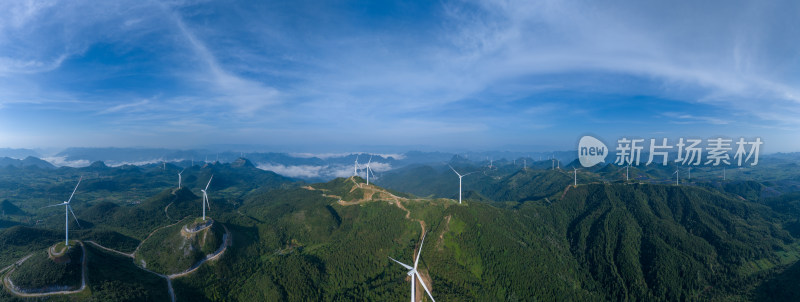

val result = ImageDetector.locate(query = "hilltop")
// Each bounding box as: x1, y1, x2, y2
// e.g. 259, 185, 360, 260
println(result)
134, 217, 226, 275
5, 242, 84, 294
1, 200, 25, 216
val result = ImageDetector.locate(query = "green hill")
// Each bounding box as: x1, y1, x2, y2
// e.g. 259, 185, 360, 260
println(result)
8, 243, 83, 292
544, 183, 797, 300
376, 164, 573, 202
170, 179, 800, 301
83, 243, 171, 301
134, 217, 225, 275
1, 200, 25, 216
0, 226, 61, 268
78, 187, 200, 244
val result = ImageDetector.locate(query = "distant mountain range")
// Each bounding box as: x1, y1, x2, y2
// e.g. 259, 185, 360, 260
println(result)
0, 156, 55, 169
3, 147, 800, 184
3, 147, 577, 181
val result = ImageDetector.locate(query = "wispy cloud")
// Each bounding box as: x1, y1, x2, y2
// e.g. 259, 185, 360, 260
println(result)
1, 0, 799, 151
662, 112, 730, 125
97, 99, 150, 115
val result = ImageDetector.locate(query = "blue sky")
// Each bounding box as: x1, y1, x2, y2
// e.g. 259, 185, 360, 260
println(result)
1, 0, 798, 153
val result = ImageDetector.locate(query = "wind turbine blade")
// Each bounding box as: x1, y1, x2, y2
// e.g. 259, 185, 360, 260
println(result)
205, 175, 213, 191
368, 155, 372, 165
42, 203, 67, 209
68, 205, 81, 228
448, 165, 461, 177
201, 191, 210, 209
179, 168, 185, 175
414, 233, 426, 268
389, 257, 413, 270
416, 273, 436, 302
462, 171, 478, 177
67, 176, 82, 204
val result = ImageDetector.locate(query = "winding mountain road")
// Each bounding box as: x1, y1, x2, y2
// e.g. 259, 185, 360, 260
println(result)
86, 222, 231, 302
3, 242, 87, 298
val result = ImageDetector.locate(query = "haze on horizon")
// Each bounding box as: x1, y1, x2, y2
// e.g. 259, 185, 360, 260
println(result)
1, 0, 799, 152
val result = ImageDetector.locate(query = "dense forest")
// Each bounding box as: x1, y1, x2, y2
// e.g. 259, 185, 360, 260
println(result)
1, 158, 800, 300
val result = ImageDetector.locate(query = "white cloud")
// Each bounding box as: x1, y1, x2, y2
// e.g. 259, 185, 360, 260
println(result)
256, 162, 393, 179
42, 156, 90, 168
256, 163, 324, 179
366, 161, 392, 172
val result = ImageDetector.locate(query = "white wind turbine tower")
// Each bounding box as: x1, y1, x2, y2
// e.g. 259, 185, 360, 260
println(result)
573, 168, 578, 186
449, 165, 477, 204
617, 164, 630, 181
178, 168, 185, 189
625, 165, 631, 181
389, 233, 435, 302
44, 176, 82, 246
672, 168, 679, 185
626, 163, 630, 181
200, 175, 213, 221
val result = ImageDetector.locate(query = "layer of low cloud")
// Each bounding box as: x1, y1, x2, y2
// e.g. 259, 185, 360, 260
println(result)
42, 156, 90, 168
257, 161, 393, 180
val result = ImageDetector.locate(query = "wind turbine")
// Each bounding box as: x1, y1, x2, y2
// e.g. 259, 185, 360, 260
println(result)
617, 164, 630, 181
389, 233, 435, 302
200, 175, 213, 221
366, 155, 373, 185
672, 168, 679, 185
44, 177, 82, 246
627, 163, 630, 181
573, 168, 578, 186
354, 155, 360, 177
688, 167, 691, 180
178, 168, 185, 189
449, 165, 477, 204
